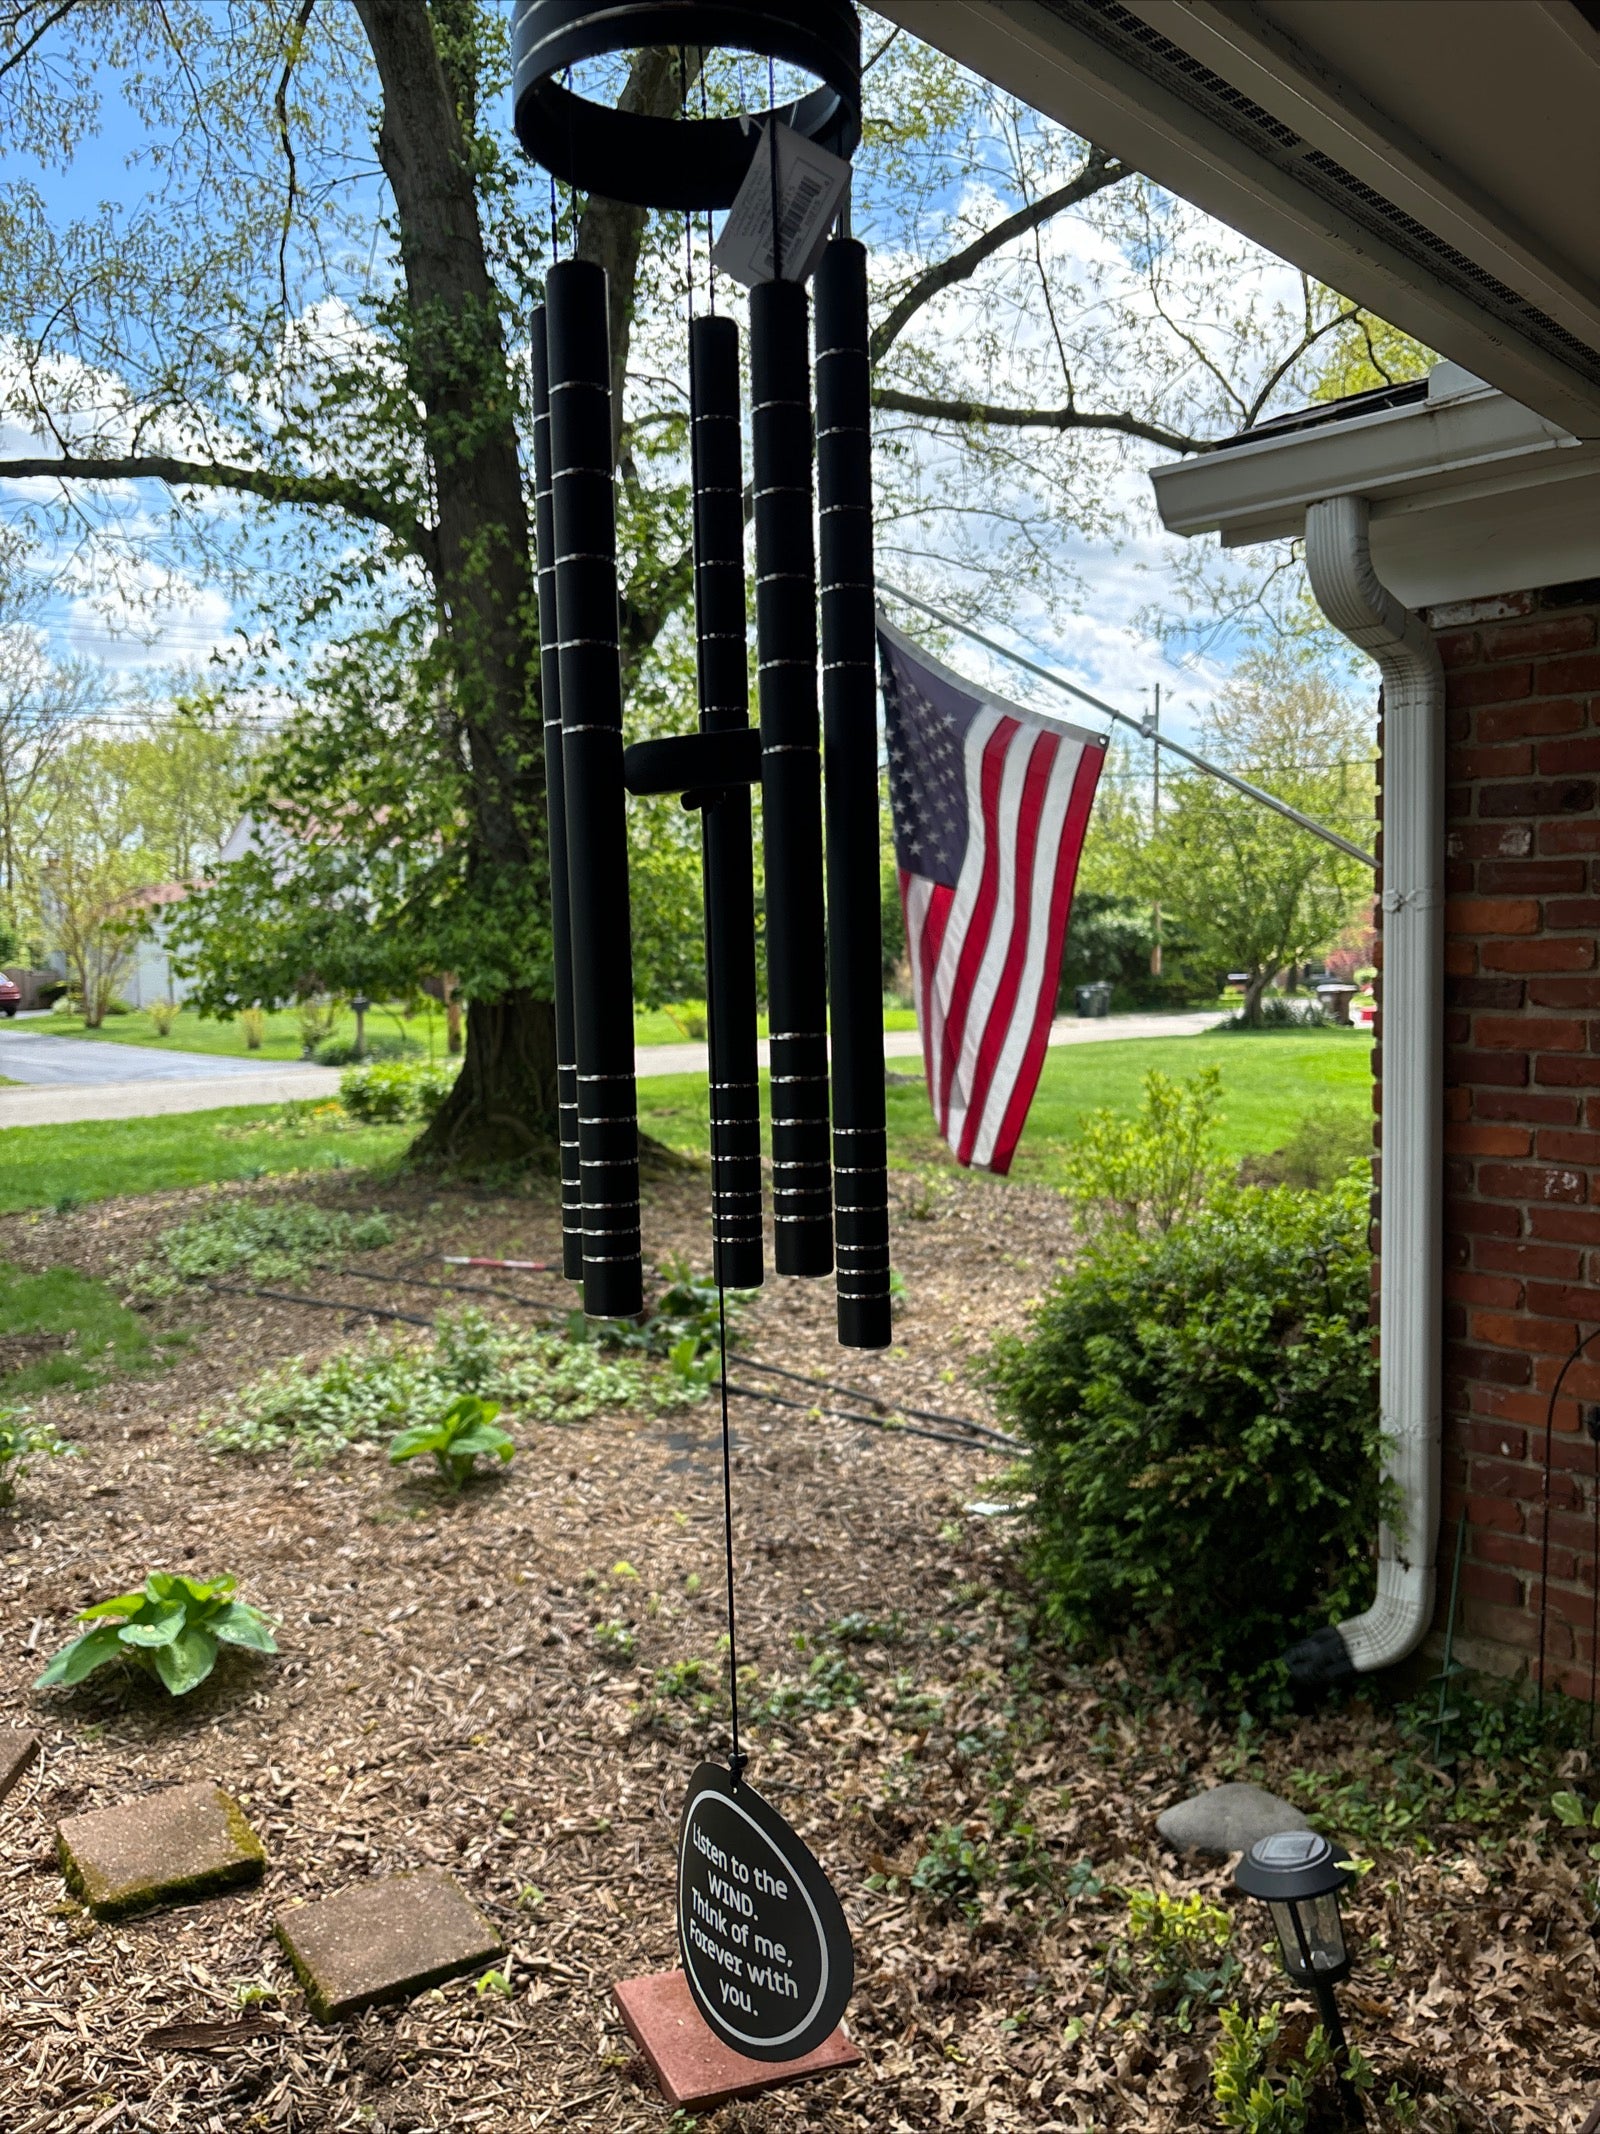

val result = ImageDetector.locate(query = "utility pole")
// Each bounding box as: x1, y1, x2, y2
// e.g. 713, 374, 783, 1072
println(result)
1144, 683, 1163, 978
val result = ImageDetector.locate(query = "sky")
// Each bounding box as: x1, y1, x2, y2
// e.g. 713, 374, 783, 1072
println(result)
0, 8, 1370, 765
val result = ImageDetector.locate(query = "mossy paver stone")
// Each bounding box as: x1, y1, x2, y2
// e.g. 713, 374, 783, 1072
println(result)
0, 1729, 41, 1805
614, 1970, 862, 2111
57, 1780, 266, 1920
275, 1869, 503, 2022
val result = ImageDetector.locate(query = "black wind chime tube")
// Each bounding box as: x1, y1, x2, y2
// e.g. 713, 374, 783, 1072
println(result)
544, 258, 643, 1320
530, 305, 583, 1285
690, 312, 765, 1293
751, 276, 833, 1278
815, 235, 892, 1350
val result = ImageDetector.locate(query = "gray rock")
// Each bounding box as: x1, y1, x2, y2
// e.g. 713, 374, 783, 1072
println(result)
1156, 1781, 1312, 1857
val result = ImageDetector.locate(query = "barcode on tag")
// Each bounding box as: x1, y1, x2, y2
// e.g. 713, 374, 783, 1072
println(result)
711, 118, 851, 289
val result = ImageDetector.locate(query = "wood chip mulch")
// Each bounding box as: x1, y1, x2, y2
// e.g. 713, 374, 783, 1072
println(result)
1, 1163, 1596, 2131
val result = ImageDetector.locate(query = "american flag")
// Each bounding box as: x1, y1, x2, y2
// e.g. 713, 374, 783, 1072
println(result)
879, 617, 1106, 1174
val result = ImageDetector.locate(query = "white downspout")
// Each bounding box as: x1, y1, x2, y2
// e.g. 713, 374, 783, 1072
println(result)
1289, 492, 1444, 1686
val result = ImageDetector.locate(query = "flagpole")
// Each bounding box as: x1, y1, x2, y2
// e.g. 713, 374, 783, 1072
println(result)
877, 579, 1377, 872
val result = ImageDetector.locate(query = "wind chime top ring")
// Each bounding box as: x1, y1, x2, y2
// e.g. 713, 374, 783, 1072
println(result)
511, 0, 862, 210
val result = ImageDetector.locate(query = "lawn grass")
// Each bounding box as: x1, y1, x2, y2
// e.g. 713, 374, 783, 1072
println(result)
35, 1001, 923, 1058
0, 1262, 183, 1400
0, 1026, 1371, 1216
0, 1105, 413, 1215
640, 1026, 1374, 1188
28, 1002, 449, 1063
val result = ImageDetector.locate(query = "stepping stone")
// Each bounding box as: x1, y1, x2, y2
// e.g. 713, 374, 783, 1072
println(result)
614, 1969, 862, 2112
275, 1869, 503, 2022
58, 1780, 266, 1920
1157, 1781, 1312, 1858
0, 1729, 41, 1806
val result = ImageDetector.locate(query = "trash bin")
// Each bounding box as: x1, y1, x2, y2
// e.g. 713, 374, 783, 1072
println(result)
1075, 983, 1112, 1019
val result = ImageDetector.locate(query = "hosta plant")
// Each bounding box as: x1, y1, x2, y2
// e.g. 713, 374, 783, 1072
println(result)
36, 1574, 277, 1697
389, 1393, 515, 1489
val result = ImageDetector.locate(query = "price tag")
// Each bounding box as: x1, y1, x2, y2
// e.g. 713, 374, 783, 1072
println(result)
676, 1761, 854, 2062
711, 119, 851, 289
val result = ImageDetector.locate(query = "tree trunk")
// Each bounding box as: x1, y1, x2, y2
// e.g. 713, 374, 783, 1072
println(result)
412, 989, 559, 1168
1242, 964, 1278, 1023
352, 8, 693, 1171
354, 0, 553, 1165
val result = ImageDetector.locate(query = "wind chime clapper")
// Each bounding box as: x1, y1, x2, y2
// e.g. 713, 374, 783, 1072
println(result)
513, 0, 890, 1353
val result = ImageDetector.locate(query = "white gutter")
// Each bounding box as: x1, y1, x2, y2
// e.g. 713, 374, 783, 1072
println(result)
1286, 494, 1444, 1689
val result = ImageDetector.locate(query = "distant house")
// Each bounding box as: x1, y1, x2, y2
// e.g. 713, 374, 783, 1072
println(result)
118, 881, 197, 1008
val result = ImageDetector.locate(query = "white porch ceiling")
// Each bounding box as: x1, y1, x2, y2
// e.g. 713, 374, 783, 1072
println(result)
875, 1, 1600, 438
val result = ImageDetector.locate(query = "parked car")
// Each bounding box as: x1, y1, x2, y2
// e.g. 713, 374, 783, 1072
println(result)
0, 973, 20, 1017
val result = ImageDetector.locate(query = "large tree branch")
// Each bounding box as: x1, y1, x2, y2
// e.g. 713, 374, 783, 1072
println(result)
871, 387, 1206, 456
0, 451, 436, 565
870, 148, 1128, 365
0, 0, 82, 80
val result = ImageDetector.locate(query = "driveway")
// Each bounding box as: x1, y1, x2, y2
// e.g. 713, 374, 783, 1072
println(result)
0, 1027, 334, 1087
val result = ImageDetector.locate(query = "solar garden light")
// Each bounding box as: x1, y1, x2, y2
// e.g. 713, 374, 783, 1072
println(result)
1234, 1831, 1354, 2059
350, 995, 370, 1060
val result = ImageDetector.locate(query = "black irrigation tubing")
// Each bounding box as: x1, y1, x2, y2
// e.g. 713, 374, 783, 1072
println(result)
717, 1379, 1021, 1457
195, 1280, 436, 1329
316, 1264, 556, 1312
734, 1354, 1016, 1448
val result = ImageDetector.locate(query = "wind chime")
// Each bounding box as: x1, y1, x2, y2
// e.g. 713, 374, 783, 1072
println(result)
515, 0, 881, 2074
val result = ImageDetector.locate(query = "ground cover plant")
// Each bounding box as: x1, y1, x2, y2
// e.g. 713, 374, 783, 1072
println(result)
0, 1405, 74, 1507
0, 1261, 173, 1398
131, 1199, 394, 1291
35, 1573, 277, 1696
209, 1306, 686, 1463
637, 1027, 1373, 1188
0, 1162, 1592, 2129
0, 1108, 412, 1214
988, 1169, 1381, 1701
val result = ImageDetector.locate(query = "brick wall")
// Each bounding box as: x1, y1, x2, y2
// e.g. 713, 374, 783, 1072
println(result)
1413, 579, 1600, 1693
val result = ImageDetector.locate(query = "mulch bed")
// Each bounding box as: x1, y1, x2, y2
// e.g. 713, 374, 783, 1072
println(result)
0, 1162, 1597, 2131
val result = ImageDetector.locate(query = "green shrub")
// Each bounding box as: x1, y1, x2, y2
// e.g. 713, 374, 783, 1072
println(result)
147, 999, 180, 1036
314, 1032, 419, 1066
0, 1405, 75, 1508
339, 1057, 458, 1122
1240, 1111, 1372, 1192
1058, 1067, 1225, 1238
36, 1572, 276, 1697
1211, 2005, 1369, 2131
1119, 1889, 1240, 2028
987, 1174, 1381, 1700
239, 1006, 266, 1049
137, 1201, 392, 1290
389, 1392, 514, 1488
295, 995, 340, 1055
211, 1306, 676, 1462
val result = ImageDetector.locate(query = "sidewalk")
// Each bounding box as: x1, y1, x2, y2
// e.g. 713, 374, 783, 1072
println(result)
0, 1010, 1221, 1131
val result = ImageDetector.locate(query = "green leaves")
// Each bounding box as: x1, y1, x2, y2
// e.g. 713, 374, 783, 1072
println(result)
389, 1393, 515, 1490
988, 1172, 1380, 1703
0, 1404, 76, 1508
35, 1573, 277, 1698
